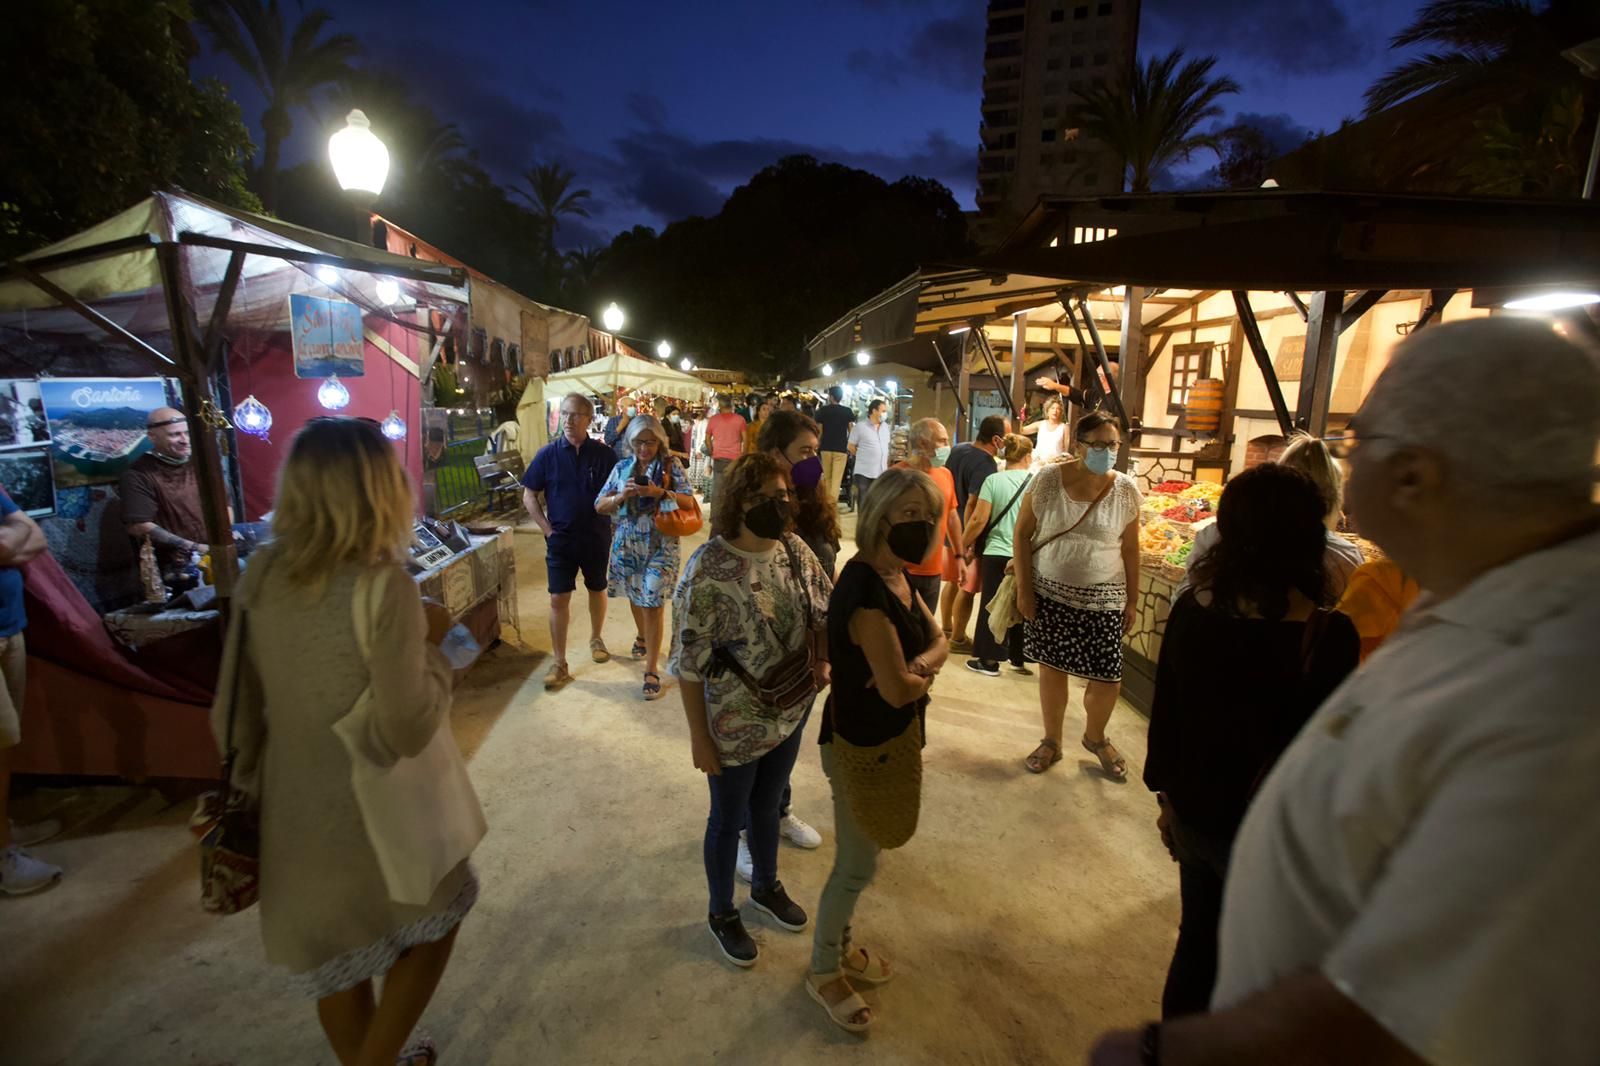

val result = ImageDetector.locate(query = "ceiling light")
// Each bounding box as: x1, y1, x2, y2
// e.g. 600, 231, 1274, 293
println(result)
821, 363, 834, 376
316, 265, 339, 285
854, 350, 871, 366
375, 278, 400, 305
1503, 291, 1600, 312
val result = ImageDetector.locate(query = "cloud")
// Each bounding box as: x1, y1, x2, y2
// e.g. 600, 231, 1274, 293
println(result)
846, 8, 986, 92
1142, 0, 1373, 76
626, 91, 668, 130
1224, 111, 1316, 154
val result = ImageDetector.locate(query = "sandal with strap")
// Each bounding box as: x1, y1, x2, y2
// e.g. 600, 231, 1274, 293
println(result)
642, 672, 663, 700
806, 971, 872, 1034
841, 945, 893, 987
397, 1037, 437, 1065
1082, 735, 1129, 781
1025, 738, 1063, 774
631, 635, 646, 660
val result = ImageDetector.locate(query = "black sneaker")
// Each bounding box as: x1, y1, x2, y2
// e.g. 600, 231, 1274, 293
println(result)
708, 910, 758, 967
1010, 662, 1034, 675
965, 658, 1001, 677
749, 880, 809, 932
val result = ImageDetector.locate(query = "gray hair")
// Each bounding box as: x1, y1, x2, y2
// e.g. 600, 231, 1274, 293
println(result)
907, 417, 944, 453
625, 413, 671, 454
855, 466, 943, 556
1358, 318, 1600, 494
560, 392, 594, 416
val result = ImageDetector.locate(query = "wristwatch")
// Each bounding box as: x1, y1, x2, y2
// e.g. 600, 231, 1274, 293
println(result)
1138, 1022, 1162, 1066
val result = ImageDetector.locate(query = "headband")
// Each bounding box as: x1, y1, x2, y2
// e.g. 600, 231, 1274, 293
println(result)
147, 416, 187, 430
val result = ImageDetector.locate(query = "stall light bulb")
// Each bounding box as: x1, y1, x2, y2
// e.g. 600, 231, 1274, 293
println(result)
375, 278, 401, 305
885, 379, 898, 393
316, 265, 339, 285
1503, 291, 1600, 312
854, 350, 871, 366
821, 363, 834, 377
317, 375, 351, 411
380, 410, 407, 441
232, 394, 272, 439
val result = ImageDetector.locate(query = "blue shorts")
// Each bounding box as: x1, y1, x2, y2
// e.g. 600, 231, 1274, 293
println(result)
547, 531, 609, 594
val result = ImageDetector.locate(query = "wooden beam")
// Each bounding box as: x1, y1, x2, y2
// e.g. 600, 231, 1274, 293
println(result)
1010, 310, 1028, 418
1140, 331, 1171, 377
1412, 288, 1457, 332
1142, 289, 1219, 331
177, 231, 466, 287
957, 330, 972, 438
1296, 290, 1344, 434
1284, 290, 1310, 322
1232, 291, 1294, 435
1118, 285, 1144, 467
3, 234, 159, 276
1338, 290, 1387, 333
200, 251, 245, 371
1213, 316, 1246, 476
4, 258, 178, 370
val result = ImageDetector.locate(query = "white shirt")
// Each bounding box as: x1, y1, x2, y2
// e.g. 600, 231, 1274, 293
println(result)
1030, 468, 1141, 593
1214, 526, 1600, 1066
848, 419, 892, 479
1032, 421, 1068, 466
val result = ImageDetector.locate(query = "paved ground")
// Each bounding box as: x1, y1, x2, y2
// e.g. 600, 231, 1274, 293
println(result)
0, 514, 1179, 1066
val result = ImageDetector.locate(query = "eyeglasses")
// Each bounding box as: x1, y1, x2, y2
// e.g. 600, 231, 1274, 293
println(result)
1081, 440, 1119, 453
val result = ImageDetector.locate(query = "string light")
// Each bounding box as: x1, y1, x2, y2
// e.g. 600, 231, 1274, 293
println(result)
232, 394, 272, 439
381, 410, 407, 440
318, 375, 351, 410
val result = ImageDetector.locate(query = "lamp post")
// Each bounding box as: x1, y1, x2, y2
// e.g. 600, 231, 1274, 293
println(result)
602, 302, 625, 333
657, 340, 672, 361
329, 109, 390, 244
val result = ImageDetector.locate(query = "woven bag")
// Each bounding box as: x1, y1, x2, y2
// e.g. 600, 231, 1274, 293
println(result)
831, 716, 924, 849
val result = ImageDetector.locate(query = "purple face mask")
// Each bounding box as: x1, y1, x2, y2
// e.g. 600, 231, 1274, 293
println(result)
791, 455, 824, 491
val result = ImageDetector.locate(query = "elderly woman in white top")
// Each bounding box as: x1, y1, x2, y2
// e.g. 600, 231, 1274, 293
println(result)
1013, 411, 1142, 779
1021, 397, 1069, 468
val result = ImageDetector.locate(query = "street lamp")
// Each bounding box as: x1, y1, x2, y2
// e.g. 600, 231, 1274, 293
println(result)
329, 110, 389, 243
657, 340, 672, 361
680, 357, 694, 372
602, 302, 625, 332
821, 363, 834, 377
854, 350, 871, 366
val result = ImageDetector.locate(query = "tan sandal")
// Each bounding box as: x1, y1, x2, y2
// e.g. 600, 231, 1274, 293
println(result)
590, 638, 610, 663
1082, 735, 1128, 780
806, 971, 872, 1034
1025, 738, 1063, 774
544, 662, 573, 690
841, 946, 893, 987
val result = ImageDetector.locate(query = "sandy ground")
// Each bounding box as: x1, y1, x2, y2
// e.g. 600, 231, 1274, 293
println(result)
1, 514, 1179, 1066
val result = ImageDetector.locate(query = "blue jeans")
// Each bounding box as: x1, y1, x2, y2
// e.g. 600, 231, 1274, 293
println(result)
704, 711, 809, 915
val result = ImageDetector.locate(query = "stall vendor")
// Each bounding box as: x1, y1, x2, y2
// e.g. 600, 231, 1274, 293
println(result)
120, 407, 217, 570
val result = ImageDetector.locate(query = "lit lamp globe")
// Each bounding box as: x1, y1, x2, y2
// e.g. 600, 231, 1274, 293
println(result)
854, 350, 871, 366
601, 303, 625, 333
657, 340, 672, 361
821, 363, 834, 377
329, 110, 389, 197
679, 357, 693, 372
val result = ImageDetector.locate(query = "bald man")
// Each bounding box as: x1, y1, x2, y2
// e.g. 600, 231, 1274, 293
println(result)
120, 407, 212, 571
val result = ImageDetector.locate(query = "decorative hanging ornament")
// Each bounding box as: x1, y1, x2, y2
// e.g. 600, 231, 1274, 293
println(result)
380, 409, 407, 441
317, 375, 351, 411
232, 394, 273, 439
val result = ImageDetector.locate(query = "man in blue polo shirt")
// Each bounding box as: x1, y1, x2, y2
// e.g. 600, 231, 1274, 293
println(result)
523, 393, 619, 690
0, 488, 61, 895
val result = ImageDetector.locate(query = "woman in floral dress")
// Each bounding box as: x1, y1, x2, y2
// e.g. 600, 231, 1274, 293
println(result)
595, 415, 695, 700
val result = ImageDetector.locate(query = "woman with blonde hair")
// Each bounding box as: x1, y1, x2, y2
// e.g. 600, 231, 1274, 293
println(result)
212, 417, 472, 1066
961, 433, 1034, 676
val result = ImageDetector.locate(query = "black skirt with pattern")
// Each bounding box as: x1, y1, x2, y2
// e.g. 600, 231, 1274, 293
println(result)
1023, 581, 1125, 683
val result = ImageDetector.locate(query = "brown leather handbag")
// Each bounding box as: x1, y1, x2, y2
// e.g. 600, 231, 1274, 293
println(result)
652, 459, 703, 538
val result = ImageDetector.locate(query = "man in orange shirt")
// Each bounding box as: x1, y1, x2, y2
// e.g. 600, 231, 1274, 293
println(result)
704, 394, 747, 505
895, 417, 963, 615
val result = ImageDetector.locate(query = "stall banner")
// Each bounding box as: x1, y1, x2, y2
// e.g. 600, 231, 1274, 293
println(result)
0, 446, 57, 517
290, 294, 366, 379
37, 377, 171, 490
0, 380, 50, 451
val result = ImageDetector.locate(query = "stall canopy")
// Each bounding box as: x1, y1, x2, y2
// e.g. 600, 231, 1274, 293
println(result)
544, 351, 709, 402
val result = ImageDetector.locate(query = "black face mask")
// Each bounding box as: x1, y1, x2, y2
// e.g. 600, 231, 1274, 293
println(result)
744, 498, 791, 540
886, 519, 935, 563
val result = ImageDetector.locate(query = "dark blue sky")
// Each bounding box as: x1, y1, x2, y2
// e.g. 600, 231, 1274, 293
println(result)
194, 0, 1422, 249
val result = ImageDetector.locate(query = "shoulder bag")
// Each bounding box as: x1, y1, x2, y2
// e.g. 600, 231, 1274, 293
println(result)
653, 458, 703, 538
200, 608, 262, 915
711, 537, 817, 712
975, 474, 1033, 553
987, 472, 1115, 642
332, 568, 487, 906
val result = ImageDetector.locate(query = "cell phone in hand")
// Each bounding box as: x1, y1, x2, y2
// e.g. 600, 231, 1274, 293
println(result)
634, 473, 651, 486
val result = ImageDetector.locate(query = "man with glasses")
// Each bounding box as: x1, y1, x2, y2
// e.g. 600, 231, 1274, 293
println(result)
522, 393, 619, 689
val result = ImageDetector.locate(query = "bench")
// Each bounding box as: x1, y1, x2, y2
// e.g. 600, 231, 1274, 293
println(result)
473, 452, 526, 512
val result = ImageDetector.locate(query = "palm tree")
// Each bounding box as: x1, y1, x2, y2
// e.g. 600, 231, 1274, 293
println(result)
1063, 49, 1241, 193
194, 0, 359, 212
1365, 0, 1600, 114
561, 246, 606, 308
515, 162, 593, 254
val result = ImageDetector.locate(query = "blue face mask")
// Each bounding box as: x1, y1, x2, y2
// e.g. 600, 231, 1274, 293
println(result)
1083, 445, 1116, 475
933, 445, 952, 467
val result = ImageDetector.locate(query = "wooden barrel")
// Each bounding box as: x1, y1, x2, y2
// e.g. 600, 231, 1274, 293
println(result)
1185, 378, 1225, 435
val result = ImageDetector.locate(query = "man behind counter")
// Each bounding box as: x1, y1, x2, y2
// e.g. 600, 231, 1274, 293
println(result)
120, 407, 218, 570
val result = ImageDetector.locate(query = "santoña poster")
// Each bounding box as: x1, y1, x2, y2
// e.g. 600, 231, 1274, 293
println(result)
37, 377, 172, 489
290, 293, 366, 379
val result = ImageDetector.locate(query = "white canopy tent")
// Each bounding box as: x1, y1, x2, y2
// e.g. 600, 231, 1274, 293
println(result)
543, 351, 709, 403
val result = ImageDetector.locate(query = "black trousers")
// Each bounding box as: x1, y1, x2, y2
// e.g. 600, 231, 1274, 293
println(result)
973, 553, 1025, 666
1162, 809, 1233, 1019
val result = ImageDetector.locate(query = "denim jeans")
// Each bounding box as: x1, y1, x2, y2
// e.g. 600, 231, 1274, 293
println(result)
810, 743, 882, 974
704, 712, 808, 915
852, 473, 876, 511
1162, 806, 1233, 1019
709, 458, 733, 505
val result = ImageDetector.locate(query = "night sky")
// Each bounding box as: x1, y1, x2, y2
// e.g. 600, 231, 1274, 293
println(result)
192, 0, 1422, 249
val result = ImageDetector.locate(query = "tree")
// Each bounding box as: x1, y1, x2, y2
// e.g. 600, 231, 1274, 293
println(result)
1213, 124, 1277, 189
193, 0, 359, 212
1064, 49, 1241, 192
1, 0, 259, 258
561, 247, 606, 311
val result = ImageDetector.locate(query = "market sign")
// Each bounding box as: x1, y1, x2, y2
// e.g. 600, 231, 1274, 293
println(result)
289, 294, 366, 379
1274, 335, 1305, 382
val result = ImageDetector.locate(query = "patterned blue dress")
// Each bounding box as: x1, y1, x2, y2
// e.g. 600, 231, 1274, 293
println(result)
597, 457, 693, 608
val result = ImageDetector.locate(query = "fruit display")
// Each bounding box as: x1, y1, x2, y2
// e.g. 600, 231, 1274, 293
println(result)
1166, 540, 1193, 568
1140, 518, 1185, 556
1160, 499, 1213, 523
1151, 480, 1192, 495
1142, 492, 1181, 516
1179, 482, 1223, 503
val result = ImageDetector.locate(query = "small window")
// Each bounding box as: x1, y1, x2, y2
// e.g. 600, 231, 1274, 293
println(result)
1093, 75, 1106, 87
1072, 29, 1088, 43
1040, 151, 1055, 166
1074, 5, 1089, 18
1069, 53, 1084, 69
1049, 8, 1064, 21
1043, 102, 1060, 118
1097, 0, 1112, 13
1096, 26, 1111, 40
1046, 56, 1062, 71
1063, 149, 1079, 163
1168, 343, 1214, 409
1042, 128, 1057, 142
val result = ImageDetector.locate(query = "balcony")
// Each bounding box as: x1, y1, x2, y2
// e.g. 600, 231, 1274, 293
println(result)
984, 38, 1022, 60
981, 109, 1019, 128
988, 0, 1025, 12
983, 85, 1020, 105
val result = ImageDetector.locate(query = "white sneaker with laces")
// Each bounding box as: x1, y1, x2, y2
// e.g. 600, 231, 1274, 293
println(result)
0, 846, 63, 896
736, 832, 753, 884
780, 813, 823, 849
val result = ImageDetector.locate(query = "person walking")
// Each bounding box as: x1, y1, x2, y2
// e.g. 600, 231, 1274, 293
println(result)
807, 465, 949, 1034
212, 418, 475, 1066
1013, 411, 1141, 779
602, 397, 634, 461
0, 489, 60, 896
1088, 318, 1600, 1066
962, 433, 1034, 677
846, 399, 892, 512
704, 394, 746, 505
1020, 397, 1069, 468
595, 416, 695, 701
670, 454, 833, 968
663, 405, 691, 467
522, 393, 619, 690
815, 386, 856, 511
1143, 463, 1360, 1018
941, 415, 1009, 647
895, 418, 962, 616
743, 394, 774, 455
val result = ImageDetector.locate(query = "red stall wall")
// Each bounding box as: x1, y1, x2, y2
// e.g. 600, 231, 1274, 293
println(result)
227, 320, 423, 519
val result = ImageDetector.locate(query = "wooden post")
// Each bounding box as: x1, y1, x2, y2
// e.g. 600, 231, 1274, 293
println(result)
957, 324, 975, 441
1117, 286, 1143, 468
1296, 290, 1344, 435
1213, 317, 1246, 478
1232, 291, 1294, 435
1010, 310, 1028, 426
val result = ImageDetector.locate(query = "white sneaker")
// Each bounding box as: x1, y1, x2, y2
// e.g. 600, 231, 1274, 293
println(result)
780, 813, 823, 849
0, 846, 63, 896
736, 831, 753, 884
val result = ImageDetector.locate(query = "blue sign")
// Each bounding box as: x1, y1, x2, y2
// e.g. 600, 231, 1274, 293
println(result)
290, 293, 366, 379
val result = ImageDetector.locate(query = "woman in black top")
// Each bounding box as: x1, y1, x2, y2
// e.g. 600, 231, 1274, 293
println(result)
806, 467, 948, 1034
759, 410, 843, 580
663, 405, 690, 465
1143, 463, 1360, 1018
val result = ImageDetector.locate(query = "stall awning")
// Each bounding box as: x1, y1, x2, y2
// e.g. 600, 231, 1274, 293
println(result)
544, 351, 709, 403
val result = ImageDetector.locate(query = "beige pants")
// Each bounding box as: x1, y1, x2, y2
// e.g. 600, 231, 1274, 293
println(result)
0, 632, 24, 749
822, 450, 849, 509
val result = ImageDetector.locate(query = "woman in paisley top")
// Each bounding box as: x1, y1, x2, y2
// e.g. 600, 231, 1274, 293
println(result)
669, 453, 833, 968
595, 416, 694, 700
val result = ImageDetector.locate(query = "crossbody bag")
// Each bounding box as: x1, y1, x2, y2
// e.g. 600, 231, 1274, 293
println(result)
986, 473, 1115, 640
975, 474, 1033, 553
711, 537, 818, 712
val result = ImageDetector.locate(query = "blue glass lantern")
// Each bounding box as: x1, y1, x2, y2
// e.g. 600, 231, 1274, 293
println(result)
232, 394, 273, 439
380, 409, 407, 441
317, 375, 351, 411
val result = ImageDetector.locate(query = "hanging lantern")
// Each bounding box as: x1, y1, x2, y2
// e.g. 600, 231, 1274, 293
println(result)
318, 375, 351, 411
380, 409, 407, 441
232, 394, 273, 439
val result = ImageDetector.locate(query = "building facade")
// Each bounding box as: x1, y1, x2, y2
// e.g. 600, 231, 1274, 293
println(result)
974, 0, 1141, 246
